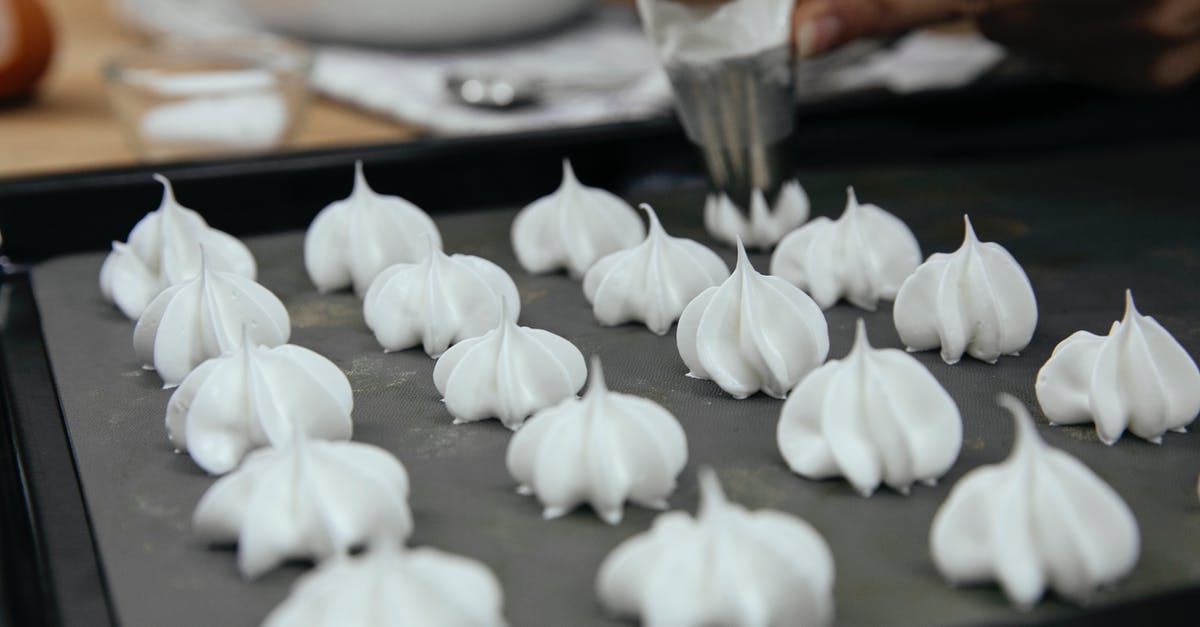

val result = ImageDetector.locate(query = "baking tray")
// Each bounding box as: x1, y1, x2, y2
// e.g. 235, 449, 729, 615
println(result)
2, 82, 1200, 627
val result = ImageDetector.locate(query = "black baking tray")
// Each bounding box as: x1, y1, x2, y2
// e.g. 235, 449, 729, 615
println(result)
2, 80, 1200, 627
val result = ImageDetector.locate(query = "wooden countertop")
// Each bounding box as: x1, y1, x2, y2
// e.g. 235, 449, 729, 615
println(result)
0, 0, 419, 179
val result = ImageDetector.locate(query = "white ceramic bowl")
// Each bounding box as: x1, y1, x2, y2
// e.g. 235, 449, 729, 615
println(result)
238, 0, 597, 47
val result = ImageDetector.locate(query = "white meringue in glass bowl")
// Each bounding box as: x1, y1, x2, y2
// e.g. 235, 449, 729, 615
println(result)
193, 432, 412, 580
703, 180, 810, 249
261, 538, 507, 627
433, 307, 586, 431
165, 329, 353, 475
363, 245, 519, 358
597, 468, 835, 627
510, 160, 644, 279
304, 161, 442, 296
1036, 290, 1200, 445
930, 394, 1139, 609
677, 239, 829, 399
583, 204, 729, 335
770, 187, 921, 311
893, 214, 1037, 364
506, 357, 687, 524
778, 320, 961, 496
133, 249, 290, 387
99, 174, 256, 320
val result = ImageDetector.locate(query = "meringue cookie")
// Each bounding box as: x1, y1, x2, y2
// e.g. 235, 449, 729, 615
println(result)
433, 311, 586, 430
893, 215, 1037, 364
363, 245, 520, 358
677, 239, 829, 399
930, 394, 1139, 609
99, 174, 256, 320
770, 187, 921, 310
511, 160, 644, 279
165, 331, 353, 475
133, 251, 290, 387
703, 180, 810, 249
262, 539, 507, 627
304, 161, 443, 296
778, 320, 961, 496
583, 204, 730, 335
193, 434, 412, 580
597, 468, 835, 627
506, 357, 687, 524
1036, 290, 1200, 445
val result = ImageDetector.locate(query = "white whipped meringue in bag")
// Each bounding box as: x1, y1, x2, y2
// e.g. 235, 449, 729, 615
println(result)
583, 204, 729, 335
166, 329, 353, 475
1037, 290, 1200, 445
510, 160, 644, 278
133, 250, 290, 387
363, 245, 519, 358
677, 239, 829, 399
304, 161, 443, 296
433, 308, 586, 431
778, 320, 961, 496
893, 215, 1037, 364
99, 174, 256, 320
931, 394, 1139, 609
636, 0, 795, 64
193, 433, 412, 580
704, 181, 810, 249
597, 468, 835, 627
506, 357, 687, 524
770, 187, 921, 310
262, 538, 507, 627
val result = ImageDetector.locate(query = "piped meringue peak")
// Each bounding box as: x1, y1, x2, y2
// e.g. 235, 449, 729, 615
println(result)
262, 538, 507, 627
363, 242, 520, 358
597, 468, 835, 626
433, 308, 586, 430
677, 239, 829, 399
99, 174, 256, 320
133, 248, 290, 387
930, 394, 1139, 609
777, 320, 962, 496
193, 431, 413, 580
304, 160, 443, 296
166, 327, 353, 475
506, 357, 687, 524
583, 204, 730, 335
893, 215, 1037, 365
510, 159, 645, 279
1037, 290, 1200, 445
770, 187, 922, 311
703, 180, 810, 249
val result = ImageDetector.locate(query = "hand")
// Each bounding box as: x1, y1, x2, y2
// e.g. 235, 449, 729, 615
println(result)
791, 0, 1200, 88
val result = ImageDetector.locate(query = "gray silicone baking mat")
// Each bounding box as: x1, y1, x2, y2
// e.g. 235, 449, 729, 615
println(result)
31, 140, 1200, 627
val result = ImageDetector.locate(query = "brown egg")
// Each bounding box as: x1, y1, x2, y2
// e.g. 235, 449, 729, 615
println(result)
0, 0, 55, 100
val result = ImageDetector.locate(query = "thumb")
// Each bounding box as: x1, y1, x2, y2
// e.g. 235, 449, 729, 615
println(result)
792, 0, 974, 57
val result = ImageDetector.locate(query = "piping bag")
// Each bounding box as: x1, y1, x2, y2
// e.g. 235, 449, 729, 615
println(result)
636, 0, 796, 212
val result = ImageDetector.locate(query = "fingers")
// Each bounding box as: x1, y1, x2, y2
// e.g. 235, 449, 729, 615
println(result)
792, 0, 977, 57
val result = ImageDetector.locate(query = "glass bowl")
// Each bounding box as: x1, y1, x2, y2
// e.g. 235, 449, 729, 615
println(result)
104, 36, 312, 162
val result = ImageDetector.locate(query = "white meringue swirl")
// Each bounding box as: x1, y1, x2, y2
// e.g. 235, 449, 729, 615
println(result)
677, 240, 829, 399
510, 160, 644, 278
583, 204, 729, 335
703, 180, 810, 249
893, 215, 1037, 364
778, 319, 961, 496
99, 174, 256, 320
930, 394, 1139, 609
506, 357, 687, 524
770, 187, 921, 310
304, 161, 443, 296
363, 245, 519, 358
1037, 290, 1200, 445
133, 250, 290, 387
597, 468, 835, 627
